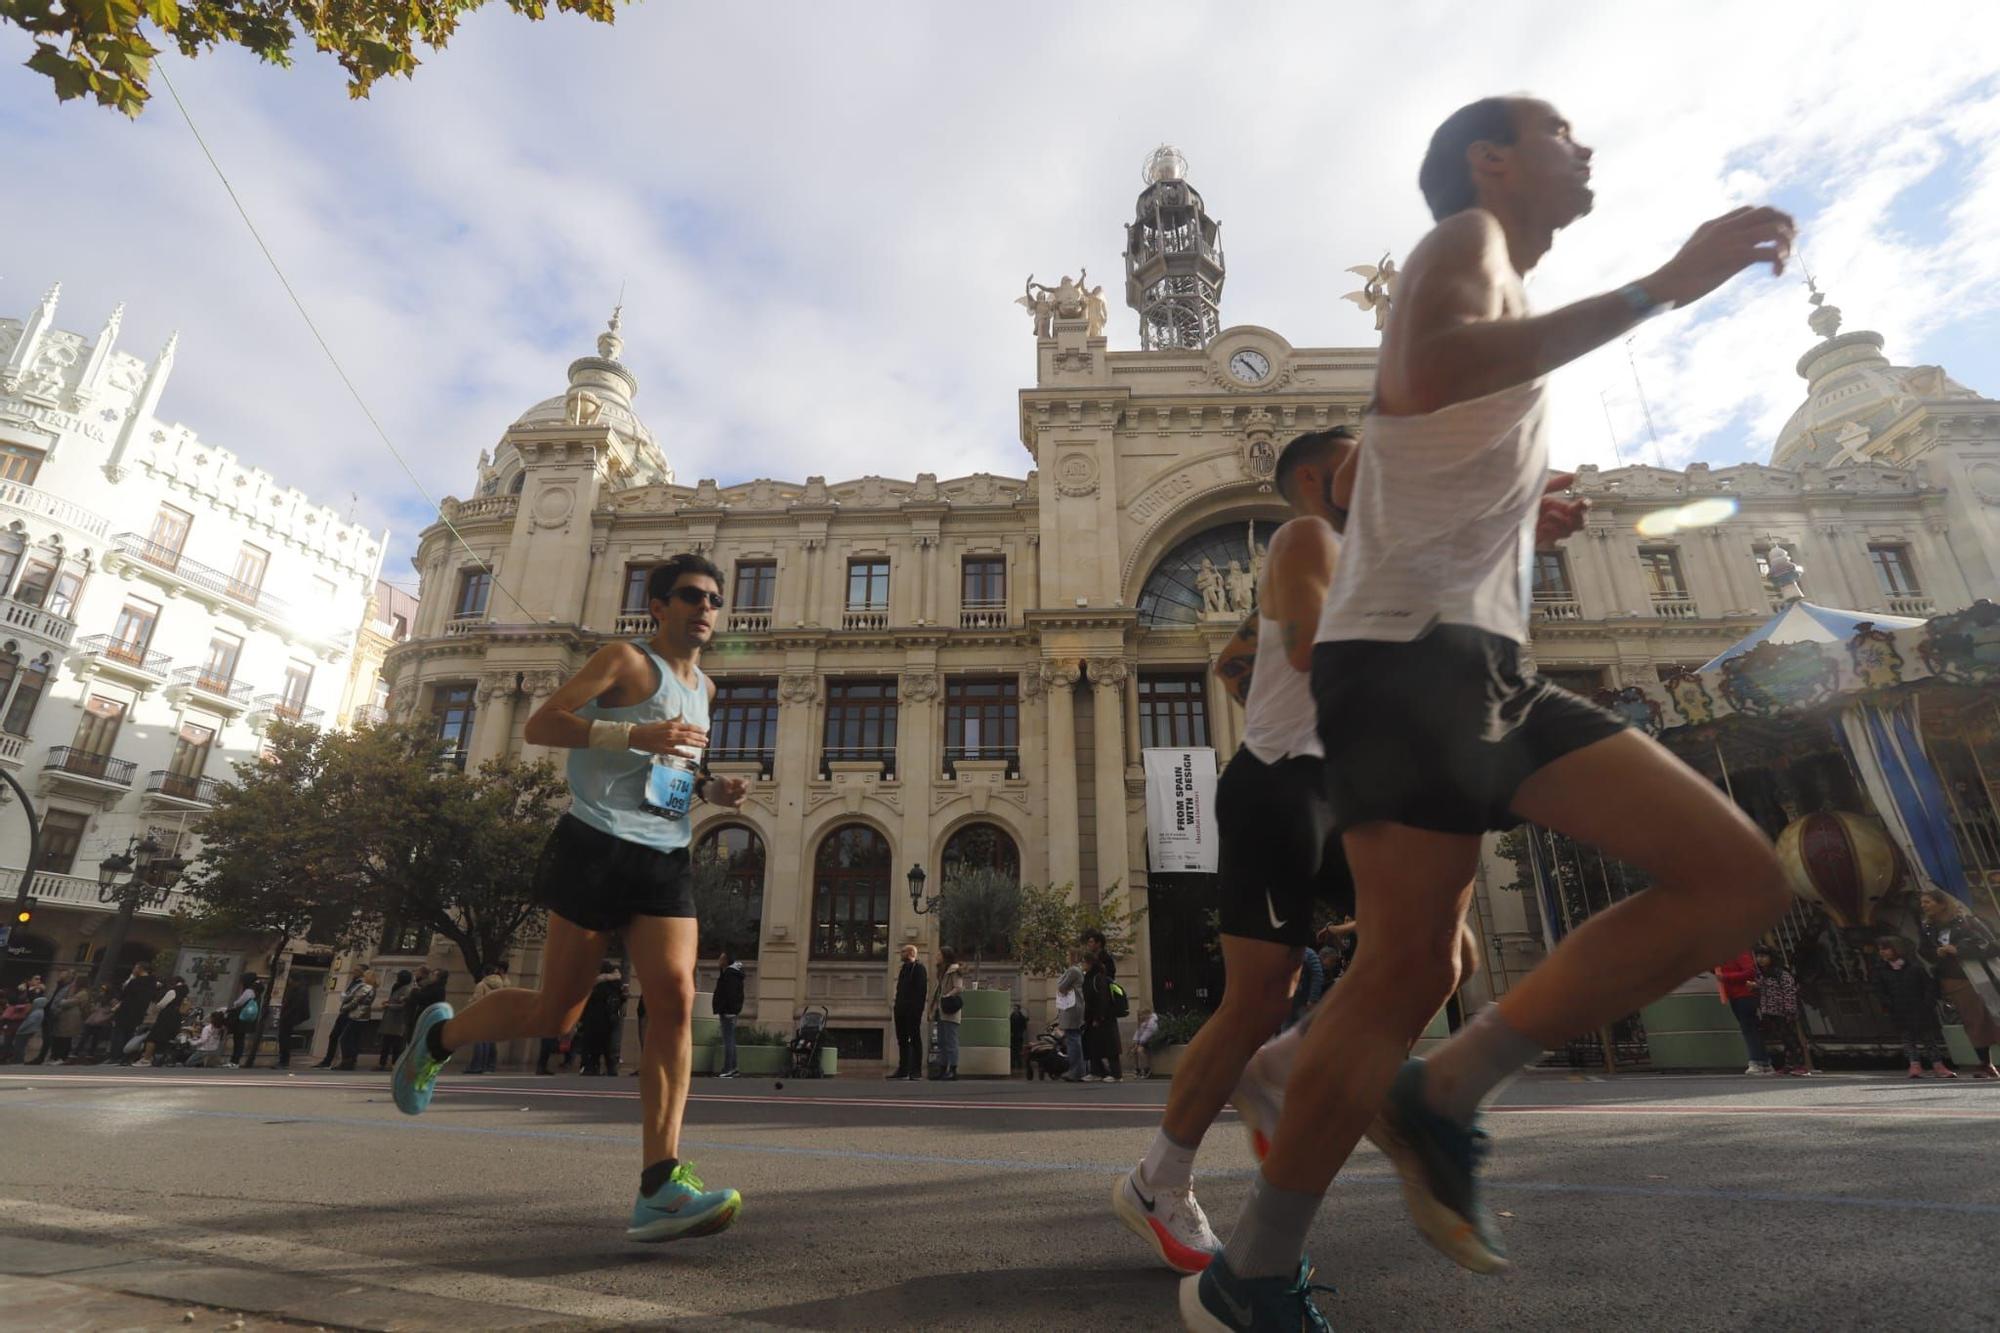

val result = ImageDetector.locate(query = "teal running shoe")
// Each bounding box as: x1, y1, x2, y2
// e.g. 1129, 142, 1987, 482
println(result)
1178, 1254, 1334, 1331
627, 1162, 742, 1243
1376, 1057, 1508, 1274
391, 1001, 454, 1117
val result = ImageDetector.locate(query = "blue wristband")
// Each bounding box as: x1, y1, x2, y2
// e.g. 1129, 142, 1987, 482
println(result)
1616, 282, 1668, 320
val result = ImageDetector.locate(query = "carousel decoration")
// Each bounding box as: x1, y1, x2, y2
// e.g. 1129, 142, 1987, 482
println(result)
1915, 599, 2000, 685
1775, 810, 1902, 929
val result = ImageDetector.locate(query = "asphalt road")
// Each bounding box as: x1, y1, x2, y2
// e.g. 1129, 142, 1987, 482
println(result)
0, 1064, 1994, 1331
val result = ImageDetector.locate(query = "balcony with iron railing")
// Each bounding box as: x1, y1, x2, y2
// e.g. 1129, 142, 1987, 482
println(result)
709, 743, 776, 778
170, 663, 254, 711
0, 477, 111, 538
943, 744, 1021, 779
75, 633, 174, 684
145, 769, 225, 807
112, 533, 298, 622
253, 693, 324, 727
0, 867, 190, 919
841, 605, 890, 632
821, 744, 896, 779
43, 745, 136, 790
959, 599, 1008, 630
2, 595, 77, 648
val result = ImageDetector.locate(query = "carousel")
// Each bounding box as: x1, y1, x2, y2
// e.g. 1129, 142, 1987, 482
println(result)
1524, 548, 2000, 1065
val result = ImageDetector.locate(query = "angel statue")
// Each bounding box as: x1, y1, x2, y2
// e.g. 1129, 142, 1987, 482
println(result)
1016, 276, 1057, 338
1342, 252, 1400, 332
1083, 284, 1110, 338
1054, 269, 1087, 319
1197, 558, 1227, 615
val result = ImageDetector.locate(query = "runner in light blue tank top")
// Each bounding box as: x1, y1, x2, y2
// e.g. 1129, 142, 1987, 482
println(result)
566, 642, 710, 853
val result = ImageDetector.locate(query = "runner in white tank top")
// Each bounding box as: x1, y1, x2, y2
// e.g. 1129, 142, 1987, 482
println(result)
1191, 97, 1797, 1333
1241, 595, 1327, 763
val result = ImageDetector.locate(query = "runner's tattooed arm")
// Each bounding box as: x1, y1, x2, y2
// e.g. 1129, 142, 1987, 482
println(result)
1212, 612, 1259, 705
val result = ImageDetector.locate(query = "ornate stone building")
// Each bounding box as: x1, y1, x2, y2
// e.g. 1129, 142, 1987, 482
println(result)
387, 160, 2000, 1059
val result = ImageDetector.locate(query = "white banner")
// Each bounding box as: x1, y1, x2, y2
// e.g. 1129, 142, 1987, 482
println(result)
1143, 748, 1219, 874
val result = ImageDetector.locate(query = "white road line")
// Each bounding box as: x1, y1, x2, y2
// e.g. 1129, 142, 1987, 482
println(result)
0, 1197, 697, 1324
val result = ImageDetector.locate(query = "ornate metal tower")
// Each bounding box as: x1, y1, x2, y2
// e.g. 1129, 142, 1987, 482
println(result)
1124, 145, 1226, 350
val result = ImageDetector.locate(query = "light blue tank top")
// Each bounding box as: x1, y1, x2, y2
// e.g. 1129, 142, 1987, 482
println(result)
565, 642, 710, 853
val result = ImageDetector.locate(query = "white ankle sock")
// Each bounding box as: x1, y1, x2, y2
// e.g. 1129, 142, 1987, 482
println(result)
1139, 1128, 1199, 1191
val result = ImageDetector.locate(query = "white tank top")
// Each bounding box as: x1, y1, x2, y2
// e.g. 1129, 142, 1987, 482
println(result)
1242, 608, 1324, 764
1316, 375, 1551, 646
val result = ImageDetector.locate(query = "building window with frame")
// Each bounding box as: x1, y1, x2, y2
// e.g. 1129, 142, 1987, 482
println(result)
0, 650, 16, 717
0, 529, 23, 599
1139, 672, 1209, 749
35, 809, 89, 875
622, 563, 657, 616
199, 634, 242, 693
2, 654, 51, 735
811, 823, 891, 961
823, 678, 897, 777
941, 822, 1021, 883
454, 568, 492, 620
1531, 550, 1574, 600
961, 555, 1006, 627
710, 679, 778, 774
71, 695, 128, 766
433, 682, 476, 769
13, 556, 55, 609
109, 599, 160, 665
694, 824, 765, 960
1637, 546, 1688, 600
734, 560, 776, 613
145, 504, 193, 567
379, 916, 434, 957
1867, 543, 1922, 597
279, 661, 314, 720
46, 566, 83, 620
161, 723, 215, 799
229, 543, 270, 602
0, 442, 44, 485
943, 676, 1018, 775
845, 558, 890, 628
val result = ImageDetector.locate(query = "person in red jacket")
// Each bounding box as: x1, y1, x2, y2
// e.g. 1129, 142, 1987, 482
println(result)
1715, 951, 1770, 1074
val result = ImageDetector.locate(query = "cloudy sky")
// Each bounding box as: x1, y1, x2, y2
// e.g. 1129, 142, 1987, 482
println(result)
3, 2, 1997, 586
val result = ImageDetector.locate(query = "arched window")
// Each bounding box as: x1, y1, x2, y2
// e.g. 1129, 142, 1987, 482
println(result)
1136, 520, 1284, 627
694, 824, 766, 960
812, 824, 891, 960
942, 822, 1020, 882
509, 470, 527, 495
2, 653, 51, 736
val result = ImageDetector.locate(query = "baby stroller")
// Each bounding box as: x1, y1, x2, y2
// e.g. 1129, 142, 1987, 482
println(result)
788, 1005, 829, 1079
1024, 1021, 1070, 1081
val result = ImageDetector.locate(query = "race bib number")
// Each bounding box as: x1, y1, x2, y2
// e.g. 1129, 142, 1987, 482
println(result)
642, 761, 696, 819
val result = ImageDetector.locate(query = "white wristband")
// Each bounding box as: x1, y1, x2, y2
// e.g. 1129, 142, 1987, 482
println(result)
588, 719, 635, 751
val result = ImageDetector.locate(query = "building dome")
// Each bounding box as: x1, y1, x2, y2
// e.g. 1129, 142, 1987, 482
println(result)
1770, 288, 1979, 468
502, 307, 655, 449
508, 389, 655, 448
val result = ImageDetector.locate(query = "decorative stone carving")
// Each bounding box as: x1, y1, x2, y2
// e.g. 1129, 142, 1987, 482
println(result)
1087, 658, 1128, 691
779, 672, 819, 706
911, 472, 940, 503
1040, 659, 1081, 692
1342, 253, 1399, 331
1020, 666, 1045, 701
900, 672, 939, 703
521, 670, 563, 698
1055, 451, 1099, 498
1197, 558, 1227, 615
1084, 285, 1110, 338
1225, 559, 1254, 612
531, 484, 575, 528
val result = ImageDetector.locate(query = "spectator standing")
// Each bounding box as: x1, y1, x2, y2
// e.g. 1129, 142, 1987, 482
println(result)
1055, 948, 1087, 1082
1083, 943, 1123, 1083
1917, 889, 2000, 1079
12, 995, 46, 1063
374, 970, 415, 1071
275, 974, 311, 1070
1874, 938, 1951, 1078
1715, 950, 1771, 1075
931, 947, 964, 1081
1010, 1002, 1028, 1074
1131, 1009, 1162, 1079
711, 951, 745, 1079
336, 970, 378, 1071
225, 975, 264, 1069
579, 960, 629, 1076
464, 966, 506, 1074
106, 962, 157, 1065
142, 979, 187, 1066
315, 972, 367, 1069
1752, 945, 1808, 1076
47, 976, 88, 1064
889, 944, 927, 1081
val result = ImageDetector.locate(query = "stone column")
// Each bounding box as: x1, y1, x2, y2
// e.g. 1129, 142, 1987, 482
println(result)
762, 669, 821, 1016
1578, 527, 1626, 619
1041, 660, 1082, 893
471, 674, 517, 767
1087, 659, 1131, 902
1819, 522, 1880, 610
515, 671, 562, 766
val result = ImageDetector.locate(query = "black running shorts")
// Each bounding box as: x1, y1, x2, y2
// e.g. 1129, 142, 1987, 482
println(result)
1215, 747, 1355, 949
1311, 624, 1629, 836
533, 813, 697, 932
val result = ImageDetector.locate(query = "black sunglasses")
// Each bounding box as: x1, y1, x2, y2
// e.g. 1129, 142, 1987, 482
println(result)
671, 587, 725, 610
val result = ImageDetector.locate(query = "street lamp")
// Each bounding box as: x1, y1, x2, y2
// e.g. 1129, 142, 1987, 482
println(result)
907, 862, 941, 916
91, 833, 184, 987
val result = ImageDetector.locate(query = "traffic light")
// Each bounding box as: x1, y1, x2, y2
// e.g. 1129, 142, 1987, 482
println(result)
14, 895, 32, 925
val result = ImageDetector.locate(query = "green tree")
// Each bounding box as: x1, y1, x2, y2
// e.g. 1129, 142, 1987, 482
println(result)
937, 866, 1021, 974
1012, 880, 1147, 978
176, 719, 368, 982
3, 0, 624, 117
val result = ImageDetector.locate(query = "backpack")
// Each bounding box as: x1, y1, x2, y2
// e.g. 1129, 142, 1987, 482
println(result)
1107, 980, 1130, 1020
